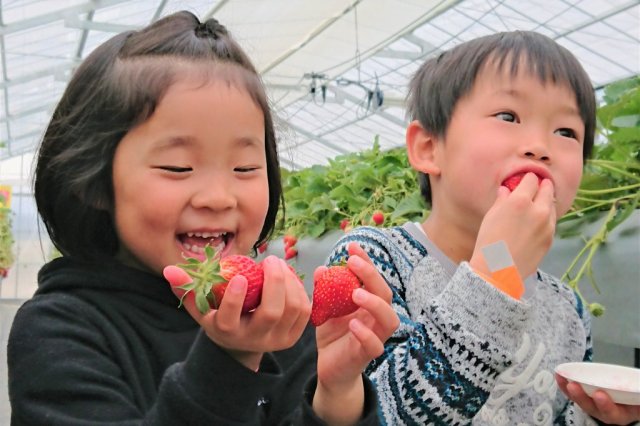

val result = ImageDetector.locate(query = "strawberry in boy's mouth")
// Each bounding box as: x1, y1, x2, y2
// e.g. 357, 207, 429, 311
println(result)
501, 172, 544, 192
178, 231, 231, 259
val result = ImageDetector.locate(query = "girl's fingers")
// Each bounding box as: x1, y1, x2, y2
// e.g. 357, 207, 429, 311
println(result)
352, 288, 399, 341
347, 242, 373, 265
274, 264, 311, 337
213, 275, 247, 332
313, 265, 328, 283
253, 256, 286, 329
163, 265, 205, 321
348, 318, 385, 360
163, 265, 193, 293
348, 254, 393, 304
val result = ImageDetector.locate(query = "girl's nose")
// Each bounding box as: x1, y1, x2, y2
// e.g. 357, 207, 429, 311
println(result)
190, 177, 237, 211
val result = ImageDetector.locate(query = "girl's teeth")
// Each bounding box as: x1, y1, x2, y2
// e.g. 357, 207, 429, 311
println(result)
186, 231, 225, 238
182, 241, 226, 254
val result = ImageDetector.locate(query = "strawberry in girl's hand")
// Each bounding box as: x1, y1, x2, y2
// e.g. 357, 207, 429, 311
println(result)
502, 172, 543, 191
311, 265, 362, 326
177, 246, 263, 314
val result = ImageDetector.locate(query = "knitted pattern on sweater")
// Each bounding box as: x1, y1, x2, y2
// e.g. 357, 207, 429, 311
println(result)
327, 224, 595, 426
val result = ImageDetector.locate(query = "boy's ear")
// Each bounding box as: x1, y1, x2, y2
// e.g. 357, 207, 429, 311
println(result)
405, 120, 441, 176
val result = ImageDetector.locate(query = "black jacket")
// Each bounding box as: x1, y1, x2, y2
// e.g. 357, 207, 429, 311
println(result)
8, 257, 378, 425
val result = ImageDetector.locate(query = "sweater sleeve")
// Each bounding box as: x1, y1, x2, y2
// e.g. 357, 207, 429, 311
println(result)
550, 275, 599, 425
327, 227, 533, 425
7, 295, 311, 425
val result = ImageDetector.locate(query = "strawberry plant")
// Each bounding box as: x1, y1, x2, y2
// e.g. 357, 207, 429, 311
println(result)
311, 265, 362, 326
177, 246, 264, 314
556, 76, 640, 315
278, 136, 427, 239
0, 208, 14, 277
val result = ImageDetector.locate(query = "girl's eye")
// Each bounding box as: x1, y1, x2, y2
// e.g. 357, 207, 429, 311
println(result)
157, 166, 192, 173
555, 128, 577, 139
234, 167, 259, 173
495, 112, 518, 123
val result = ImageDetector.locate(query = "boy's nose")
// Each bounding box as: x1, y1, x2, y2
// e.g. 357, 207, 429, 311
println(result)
524, 150, 550, 162
521, 135, 551, 162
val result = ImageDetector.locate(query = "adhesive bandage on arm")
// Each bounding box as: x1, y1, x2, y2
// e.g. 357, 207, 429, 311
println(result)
476, 240, 525, 300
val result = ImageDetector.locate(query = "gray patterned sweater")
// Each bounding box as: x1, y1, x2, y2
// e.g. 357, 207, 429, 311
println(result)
327, 223, 595, 426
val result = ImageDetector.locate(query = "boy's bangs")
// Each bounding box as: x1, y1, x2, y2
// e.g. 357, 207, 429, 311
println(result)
486, 46, 579, 91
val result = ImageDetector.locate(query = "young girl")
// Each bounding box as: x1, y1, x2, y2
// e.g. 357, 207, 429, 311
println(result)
7, 11, 398, 425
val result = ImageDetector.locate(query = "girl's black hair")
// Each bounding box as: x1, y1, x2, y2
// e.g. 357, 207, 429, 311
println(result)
34, 11, 282, 260
407, 31, 596, 204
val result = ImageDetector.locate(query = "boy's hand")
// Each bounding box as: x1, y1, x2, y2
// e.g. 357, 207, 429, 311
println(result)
164, 255, 311, 371
471, 172, 556, 279
313, 242, 399, 425
556, 374, 640, 424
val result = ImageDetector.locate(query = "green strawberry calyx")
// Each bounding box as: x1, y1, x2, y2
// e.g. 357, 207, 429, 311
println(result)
176, 245, 227, 314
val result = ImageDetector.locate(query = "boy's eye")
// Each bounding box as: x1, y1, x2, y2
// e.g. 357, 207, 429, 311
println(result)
157, 166, 192, 173
495, 112, 517, 123
555, 128, 577, 139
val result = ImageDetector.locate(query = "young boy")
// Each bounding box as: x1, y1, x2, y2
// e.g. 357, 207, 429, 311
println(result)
327, 31, 639, 425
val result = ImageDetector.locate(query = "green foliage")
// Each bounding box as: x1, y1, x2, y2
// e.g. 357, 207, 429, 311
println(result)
0, 208, 15, 272
277, 136, 427, 238
557, 76, 640, 315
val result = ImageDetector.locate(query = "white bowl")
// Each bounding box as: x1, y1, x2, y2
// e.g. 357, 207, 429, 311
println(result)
555, 362, 640, 406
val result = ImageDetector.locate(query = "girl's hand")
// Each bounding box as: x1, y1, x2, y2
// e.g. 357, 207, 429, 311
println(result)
556, 374, 640, 424
164, 255, 311, 371
313, 242, 399, 425
471, 173, 556, 279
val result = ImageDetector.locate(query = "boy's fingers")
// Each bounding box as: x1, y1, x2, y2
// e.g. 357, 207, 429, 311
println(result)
515, 172, 542, 198
348, 255, 392, 304
534, 178, 555, 205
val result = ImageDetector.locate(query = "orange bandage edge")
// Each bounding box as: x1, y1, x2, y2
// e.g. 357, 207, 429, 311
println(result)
475, 266, 524, 300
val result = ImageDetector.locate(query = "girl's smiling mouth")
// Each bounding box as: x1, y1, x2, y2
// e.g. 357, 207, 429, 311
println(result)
178, 231, 232, 258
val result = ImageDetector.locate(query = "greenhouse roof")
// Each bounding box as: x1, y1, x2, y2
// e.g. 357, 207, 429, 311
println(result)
1, 0, 639, 172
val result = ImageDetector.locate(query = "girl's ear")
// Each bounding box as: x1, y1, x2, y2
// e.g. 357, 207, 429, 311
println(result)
406, 120, 441, 176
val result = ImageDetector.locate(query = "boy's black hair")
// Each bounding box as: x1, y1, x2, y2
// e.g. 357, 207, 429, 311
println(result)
34, 11, 282, 260
407, 31, 596, 204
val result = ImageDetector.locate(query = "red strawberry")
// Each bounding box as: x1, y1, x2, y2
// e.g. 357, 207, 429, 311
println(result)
284, 246, 298, 260
372, 211, 384, 225
502, 173, 543, 191
311, 265, 362, 326
340, 218, 350, 231
177, 247, 264, 314
257, 242, 268, 254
